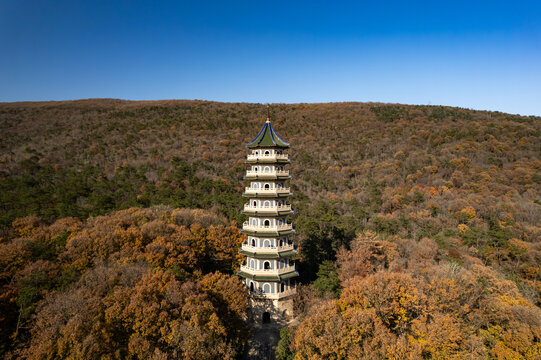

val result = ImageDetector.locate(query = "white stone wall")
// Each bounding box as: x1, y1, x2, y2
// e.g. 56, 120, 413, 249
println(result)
245, 279, 293, 294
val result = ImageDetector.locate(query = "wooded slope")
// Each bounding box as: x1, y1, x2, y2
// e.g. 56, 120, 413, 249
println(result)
0, 99, 539, 358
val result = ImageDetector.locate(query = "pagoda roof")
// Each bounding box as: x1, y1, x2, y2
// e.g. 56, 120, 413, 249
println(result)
240, 228, 295, 237
237, 270, 299, 281
247, 120, 289, 148
238, 249, 297, 259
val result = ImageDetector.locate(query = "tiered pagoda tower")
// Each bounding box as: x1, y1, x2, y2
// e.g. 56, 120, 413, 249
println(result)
238, 107, 298, 321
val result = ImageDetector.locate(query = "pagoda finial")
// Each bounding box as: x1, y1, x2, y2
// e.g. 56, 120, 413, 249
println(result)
266, 104, 270, 123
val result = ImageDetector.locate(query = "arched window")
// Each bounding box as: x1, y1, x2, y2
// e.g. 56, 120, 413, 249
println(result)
252, 183, 259, 189
264, 200, 270, 207
250, 282, 254, 292
279, 239, 283, 247
264, 150, 270, 155
264, 261, 271, 270
264, 166, 270, 173
263, 283, 271, 293
251, 218, 257, 226
252, 200, 257, 206
263, 239, 270, 247
251, 238, 256, 246
249, 259, 255, 268
264, 183, 270, 189
264, 220, 270, 227
280, 283, 285, 292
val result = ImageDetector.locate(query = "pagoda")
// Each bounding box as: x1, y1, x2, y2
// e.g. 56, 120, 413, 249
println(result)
238, 106, 298, 321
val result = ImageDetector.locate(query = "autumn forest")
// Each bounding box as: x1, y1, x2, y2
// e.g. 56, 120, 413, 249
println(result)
0, 99, 540, 359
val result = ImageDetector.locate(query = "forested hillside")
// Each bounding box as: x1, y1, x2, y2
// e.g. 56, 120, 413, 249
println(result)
1, 99, 540, 358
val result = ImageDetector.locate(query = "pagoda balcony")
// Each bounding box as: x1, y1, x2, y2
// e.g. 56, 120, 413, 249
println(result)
247, 153, 289, 161
240, 264, 296, 276
265, 287, 296, 300
244, 170, 290, 179
246, 169, 289, 177
243, 203, 291, 212
242, 222, 293, 233
250, 287, 297, 300
243, 187, 291, 196
241, 242, 295, 253
246, 153, 289, 163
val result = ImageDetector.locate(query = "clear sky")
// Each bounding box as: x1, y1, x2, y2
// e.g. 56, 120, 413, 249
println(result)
1, 1, 540, 115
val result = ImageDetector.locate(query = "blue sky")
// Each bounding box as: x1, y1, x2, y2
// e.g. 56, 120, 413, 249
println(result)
1, 1, 540, 115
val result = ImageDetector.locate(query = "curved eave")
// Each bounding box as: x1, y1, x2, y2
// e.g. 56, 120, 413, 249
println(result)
238, 249, 298, 259
240, 228, 296, 236
247, 144, 290, 149
280, 271, 299, 280
237, 270, 299, 281
242, 209, 294, 216
244, 175, 291, 180
242, 192, 293, 198
245, 158, 290, 164
246, 121, 290, 149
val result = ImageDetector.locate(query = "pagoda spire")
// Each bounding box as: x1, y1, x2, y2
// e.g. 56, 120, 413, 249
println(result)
266, 104, 270, 123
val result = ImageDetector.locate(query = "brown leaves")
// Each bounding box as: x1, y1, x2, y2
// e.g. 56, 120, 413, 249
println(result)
22, 265, 248, 360
289, 234, 541, 359
11, 216, 43, 238
454, 205, 477, 224
59, 207, 242, 274
200, 272, 249, 320
340, 272, 425, 334
1, 207, 248, 359
336, 246, 373, 284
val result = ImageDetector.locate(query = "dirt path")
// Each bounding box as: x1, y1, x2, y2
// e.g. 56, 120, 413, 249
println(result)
243, 320, 283, 360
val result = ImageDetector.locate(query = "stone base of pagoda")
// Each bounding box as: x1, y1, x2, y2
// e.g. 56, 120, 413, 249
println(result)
248, 294, 295, 324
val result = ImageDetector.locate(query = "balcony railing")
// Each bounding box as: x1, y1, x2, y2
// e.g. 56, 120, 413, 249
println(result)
249, 287, 296, 300
246, 154, 289, 161
242, 222, 293, 232
266, 287, 296, 299
241, 243, 295, 252
244, 187, 290, 195
240, 264, 296, 275
245, 170, 290, 177
243, 204, 292, 212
